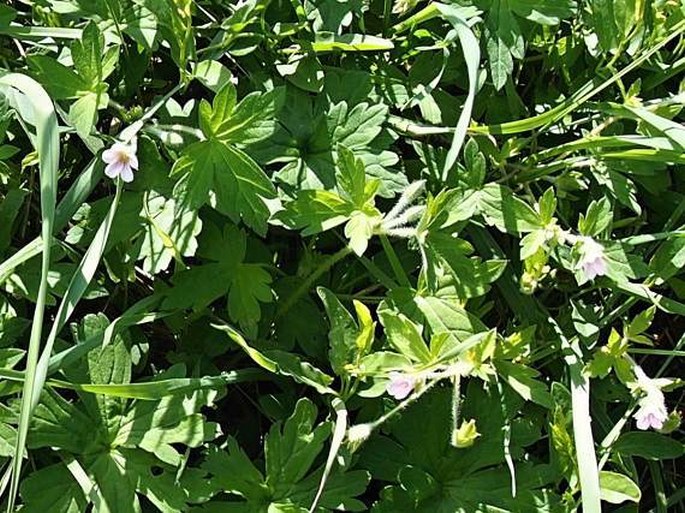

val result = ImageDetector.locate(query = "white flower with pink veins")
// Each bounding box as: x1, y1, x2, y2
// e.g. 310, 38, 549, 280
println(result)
102, 140, 138, 183
386, 372, 416, 400
634, 390, 668, 430
632, 365, 669, 431
578, 236, 608, 281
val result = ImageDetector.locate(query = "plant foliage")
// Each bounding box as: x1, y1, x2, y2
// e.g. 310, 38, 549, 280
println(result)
0, 0, 683, 512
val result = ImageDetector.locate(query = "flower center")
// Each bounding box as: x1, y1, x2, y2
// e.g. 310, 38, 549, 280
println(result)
116, 150, 131, 164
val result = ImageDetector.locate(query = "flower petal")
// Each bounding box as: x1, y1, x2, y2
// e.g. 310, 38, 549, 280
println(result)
102, 148, 117, 164
592, 257, 607, 277
648, 414, 664, 430
105, 161, 124, 179
111, 142, 128, 153
128, 154, 139, 170
119, 165, 134, 183
636, 414, 650, 430
583, 258, 607, 280
386, 372, 415, 400
583, 264, 598, 281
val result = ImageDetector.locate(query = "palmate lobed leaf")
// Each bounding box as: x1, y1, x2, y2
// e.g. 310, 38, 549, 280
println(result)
200, 398, 369, 512
276, 189, 353, 235
14, 313, 220, 512
378, 311, 431, 364
318, 287, 360, 376
138, 190, 203, 274
163, 223, 273, 335
508, 0, 577, 25
199, 82, 284, 145
3, 1, 685, 511
361, 385, 557, 512
422, 231, 507, 298
248, 88, 403, 195
278, 146, 381, 254
22, 385, 220, 512
172, 140, 276, 235
26, 56, 89, 100
20, 463, 88, 513
87, 448, 214, 513
476, 0, 576, 89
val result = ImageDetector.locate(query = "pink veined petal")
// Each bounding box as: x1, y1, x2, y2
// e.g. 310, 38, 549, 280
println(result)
128, 154, 139, 170
648, 414, 664, 430
583, 261, 600, 280
593, 257, 608, 276
636, 414, 651, 430
388, 382, 411, 400
583, 264, 597, 281
119, 165, 135, 183
386, 373, 415, 400
102, 148, 117, 164
105, 160, 125, 179
583, 258, 606, 280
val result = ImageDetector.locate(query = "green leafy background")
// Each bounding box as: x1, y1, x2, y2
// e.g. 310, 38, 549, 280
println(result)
0, 0, 683, 512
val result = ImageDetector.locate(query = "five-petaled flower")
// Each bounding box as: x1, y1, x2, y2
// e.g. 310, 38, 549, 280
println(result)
634, 389, 668, 430
386, 372, 415, 400
102, 140, 138, 183
632, 365, 669, 431
578, 236, 607, 280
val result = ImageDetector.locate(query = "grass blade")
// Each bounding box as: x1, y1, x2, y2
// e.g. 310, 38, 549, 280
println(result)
0, 72, 59, 512
434, 4, 480, 180
0, 26, 83, 39
550, 318, 602, 513
0, 368, 266, 400
31, 182, 123, 410
0, 157, 103, 285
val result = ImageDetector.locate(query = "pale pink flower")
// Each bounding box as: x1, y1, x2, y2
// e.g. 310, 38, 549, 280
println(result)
634, 389, 668, 430
102, 140, 138, 183
386, 372, 415, 400
579, 236, 607, 280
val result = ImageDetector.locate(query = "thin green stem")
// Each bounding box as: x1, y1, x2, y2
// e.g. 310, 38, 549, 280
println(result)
276, 247, 352, 319
656, 331, 685, 378
380, 234, 411, 288
647, 460, 668, 513
355, 254, 398, 290
382, 0, 393, 36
